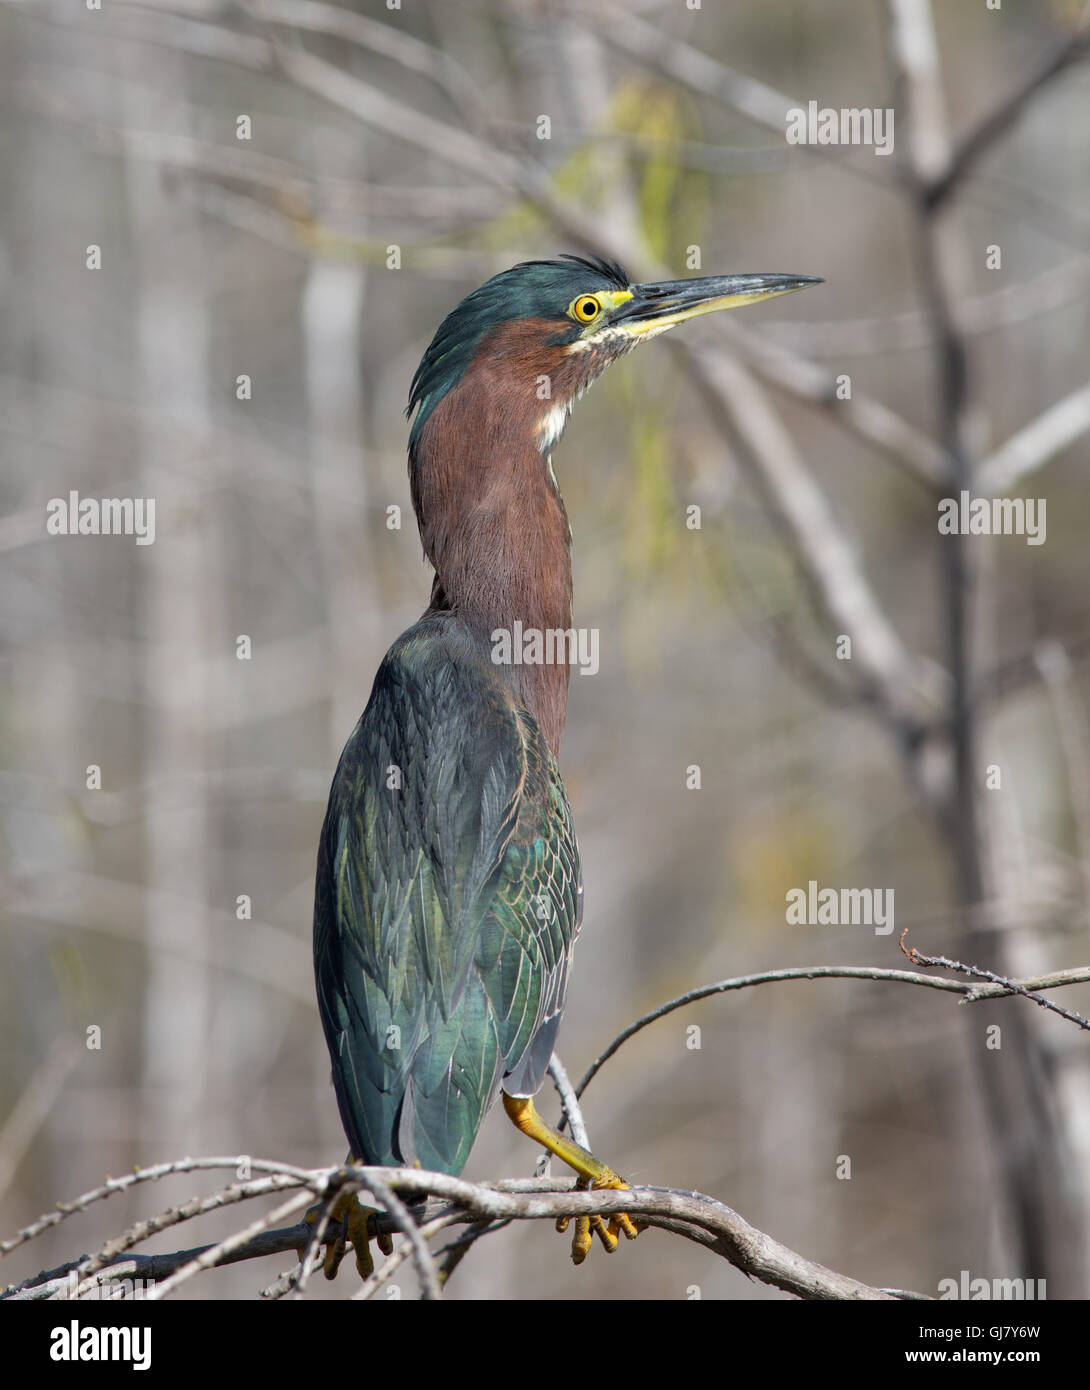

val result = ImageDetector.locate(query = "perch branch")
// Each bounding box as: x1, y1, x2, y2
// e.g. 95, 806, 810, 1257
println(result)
2, 1164, 904, 1302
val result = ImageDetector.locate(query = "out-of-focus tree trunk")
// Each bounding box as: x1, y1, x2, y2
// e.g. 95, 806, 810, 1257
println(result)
303, 259, 368, 755
125, 56, 213, 1160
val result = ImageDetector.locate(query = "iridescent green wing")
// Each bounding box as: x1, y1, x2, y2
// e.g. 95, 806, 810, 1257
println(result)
313, 615, 581, 1176
478, 709, 582, 1099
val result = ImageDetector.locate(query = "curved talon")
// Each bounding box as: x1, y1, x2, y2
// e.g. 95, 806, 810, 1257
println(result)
612, 1211, 640, 1241
571, 1177, 634, 1264
323, 1212, 352, 1280
570, 1216, 592, 1264
343, 1198, 378, 1279
297, 1189, 384, 1281
593, 1215, 618, 1252
561, 1171, 635, 1264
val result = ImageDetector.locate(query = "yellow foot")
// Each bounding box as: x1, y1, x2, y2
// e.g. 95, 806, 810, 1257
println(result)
556, 1174, 640, 1265
296, 1170, 393, 1281
502, 1092, 640, 1265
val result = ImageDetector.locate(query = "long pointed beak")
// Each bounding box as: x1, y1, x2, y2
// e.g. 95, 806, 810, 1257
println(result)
610, 272, 822, 336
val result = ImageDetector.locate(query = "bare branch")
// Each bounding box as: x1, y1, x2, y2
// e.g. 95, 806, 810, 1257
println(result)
926, 22, 1090, 209
684, 344, 938, 734
0, 1155, 319, 1259
574, 962, 1090, 1100
726, 328, 952, 490
3, 1165, 907, 1301
284, 1186, 335, 1300
978, 382, 1090, 496
548, 1052, 591, 1149
899, 933, 1090, 1031
57, 1174, 303, 1300
571, 0, 892, 191
146, 1188, 314, 1299
241, 0, 487, 125
362, 1172, 442, 1301
432, 1217, 510, 1288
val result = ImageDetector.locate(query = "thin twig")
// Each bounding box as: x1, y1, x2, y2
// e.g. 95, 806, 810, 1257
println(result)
352, 1212, 461, 1301
434, 1218, 511, 1287
360, 1172, 441, 1301
926, 23, 1090, 208
978, 383, 1090, 497
685, 344, 935, 736
574, 962, 1090, 1100
57, 1174, 303, 1299
899, 930, 1090, 1031
285, 1185, 336, 1300
0, 1155, 318, 1259
146, 1189, 315, 1299
240, 0, 488, 128
548, 1052, 591, 1148
726, 330, 952, 489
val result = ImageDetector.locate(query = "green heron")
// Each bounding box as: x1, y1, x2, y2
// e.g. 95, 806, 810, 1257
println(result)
311, 254, 821, 1278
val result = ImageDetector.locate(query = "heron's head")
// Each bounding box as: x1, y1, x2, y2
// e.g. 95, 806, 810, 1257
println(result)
408, 254, 821, 456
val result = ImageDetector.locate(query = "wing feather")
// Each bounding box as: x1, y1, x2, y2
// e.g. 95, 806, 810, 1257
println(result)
313, 614, 581, 1174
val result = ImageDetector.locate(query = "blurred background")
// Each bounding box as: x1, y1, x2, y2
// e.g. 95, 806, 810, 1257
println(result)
2, 0, 1089, 1300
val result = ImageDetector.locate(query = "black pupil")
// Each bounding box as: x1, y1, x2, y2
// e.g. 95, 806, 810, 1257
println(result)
581, 299, 595, 316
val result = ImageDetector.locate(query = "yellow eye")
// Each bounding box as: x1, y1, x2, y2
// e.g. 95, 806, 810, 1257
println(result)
570, 294, 601, 324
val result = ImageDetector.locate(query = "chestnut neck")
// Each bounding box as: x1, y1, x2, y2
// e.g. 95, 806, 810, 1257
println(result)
409, 327, 577, 757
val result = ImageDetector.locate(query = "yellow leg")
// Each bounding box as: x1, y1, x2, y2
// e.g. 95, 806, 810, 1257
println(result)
503, 1093, 640, 1264
297, 1156, 394, 1281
